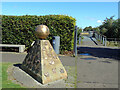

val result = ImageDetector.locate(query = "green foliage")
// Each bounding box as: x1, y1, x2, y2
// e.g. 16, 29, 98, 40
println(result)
2, 15, 76, 51
100, 28, 107, 35
83, 26, 93, 31
97, 16, 119, 38
118, 19, 120, 38
93, 27, 100, 34
77, 27, 82, 44
77, 27, 82, 37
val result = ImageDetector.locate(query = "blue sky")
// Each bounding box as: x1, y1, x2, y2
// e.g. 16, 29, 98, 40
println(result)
2, 2, 118, 28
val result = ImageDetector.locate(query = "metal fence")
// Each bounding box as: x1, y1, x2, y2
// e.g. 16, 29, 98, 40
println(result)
94, 32, 120, 47
94, 32, 107, 46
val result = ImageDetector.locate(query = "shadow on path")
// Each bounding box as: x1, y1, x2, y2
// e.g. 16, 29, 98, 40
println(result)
13, 63, 43, 84
90, 37, 98, 45
13, 63, 22, 67
77, 46, 120, 60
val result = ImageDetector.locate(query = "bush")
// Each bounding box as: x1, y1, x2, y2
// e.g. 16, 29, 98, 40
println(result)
2, 15, 76, 52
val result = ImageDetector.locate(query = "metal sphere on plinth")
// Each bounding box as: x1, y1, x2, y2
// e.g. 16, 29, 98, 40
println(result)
35, 25, 50, 39
21, 24, 67, 85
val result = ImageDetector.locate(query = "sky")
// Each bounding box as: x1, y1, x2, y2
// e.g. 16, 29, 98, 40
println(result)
1, 1, 119, 29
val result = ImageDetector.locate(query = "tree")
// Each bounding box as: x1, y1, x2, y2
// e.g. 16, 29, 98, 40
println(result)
118, 19, 120, 38
93, 27, 100, 34
83, 26, 93, 32
98, 16, 119, 38
77, 27, 82, 37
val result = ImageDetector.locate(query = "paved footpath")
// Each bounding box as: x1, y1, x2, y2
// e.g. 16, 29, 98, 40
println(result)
77, 35, 119, 88
77, 55, 118, 88
82, 36, 97, 46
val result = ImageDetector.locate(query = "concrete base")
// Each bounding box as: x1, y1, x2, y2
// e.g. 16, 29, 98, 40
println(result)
8, 66, 66, 88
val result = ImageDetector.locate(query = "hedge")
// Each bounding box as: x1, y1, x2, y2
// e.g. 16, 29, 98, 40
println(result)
2, 15, 76, 52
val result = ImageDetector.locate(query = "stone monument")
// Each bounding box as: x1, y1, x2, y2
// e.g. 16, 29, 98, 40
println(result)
20, 25, 67, 84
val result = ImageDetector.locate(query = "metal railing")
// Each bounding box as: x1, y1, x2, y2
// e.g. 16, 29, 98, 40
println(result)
94, 32, 120, 47
94, 32, 107, 46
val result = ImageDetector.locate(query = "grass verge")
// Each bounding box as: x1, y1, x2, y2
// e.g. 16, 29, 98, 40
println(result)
107, 41, 119, 47
2, 62, 25, 88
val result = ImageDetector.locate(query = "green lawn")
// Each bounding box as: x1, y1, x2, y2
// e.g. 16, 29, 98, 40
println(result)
1, 62, 25, 88
107, 41, 119, 47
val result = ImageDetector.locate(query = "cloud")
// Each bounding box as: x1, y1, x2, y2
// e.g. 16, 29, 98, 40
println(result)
97, 20, 103, 23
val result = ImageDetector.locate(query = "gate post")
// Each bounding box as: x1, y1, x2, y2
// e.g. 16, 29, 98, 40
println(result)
105, 37, 107, 46
98, 34, 100, 41
79, 36, 81, 45
74, 26, 77, 56
103, 36, 104, 45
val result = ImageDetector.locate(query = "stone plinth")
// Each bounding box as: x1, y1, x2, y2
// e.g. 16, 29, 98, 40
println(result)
21, 40, 67, 84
